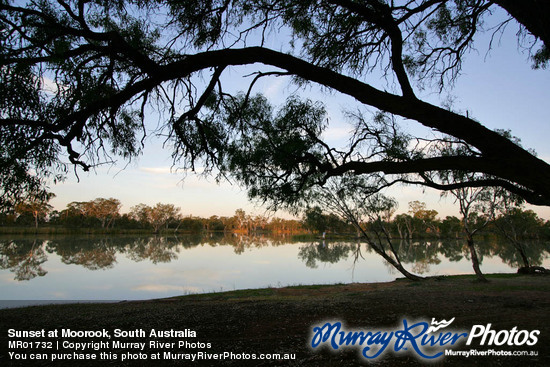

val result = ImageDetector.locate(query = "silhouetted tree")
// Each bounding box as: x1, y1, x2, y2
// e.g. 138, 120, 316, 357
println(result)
302, 176, 423, 280
1, 1, 550, 212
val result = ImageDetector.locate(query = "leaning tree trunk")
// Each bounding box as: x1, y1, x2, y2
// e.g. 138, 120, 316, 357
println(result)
466, 236, 488, 282
370, 242, 424, 281
366, 232, 424, 281
352, 220, 424, 281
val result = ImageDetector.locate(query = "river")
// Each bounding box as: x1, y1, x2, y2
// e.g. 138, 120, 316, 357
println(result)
0, 234, 548, 306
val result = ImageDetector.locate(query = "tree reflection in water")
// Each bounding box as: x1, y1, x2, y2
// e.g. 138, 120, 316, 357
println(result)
297, 238, 549, 276
0, 235, 548, 281
0, 239, 48, 280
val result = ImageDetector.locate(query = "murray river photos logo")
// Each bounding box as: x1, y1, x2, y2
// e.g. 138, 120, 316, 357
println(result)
310, 317, 540, 361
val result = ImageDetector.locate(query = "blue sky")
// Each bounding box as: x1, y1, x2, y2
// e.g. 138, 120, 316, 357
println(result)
48, 12, 550, 221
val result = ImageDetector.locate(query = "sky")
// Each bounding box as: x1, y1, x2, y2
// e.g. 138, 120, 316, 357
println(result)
48, 9, 550, 221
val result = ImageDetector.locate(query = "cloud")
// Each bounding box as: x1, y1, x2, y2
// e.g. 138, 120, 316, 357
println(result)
139, 167, 174, 174
263, 77, 286, 100
321, 126, 352, 143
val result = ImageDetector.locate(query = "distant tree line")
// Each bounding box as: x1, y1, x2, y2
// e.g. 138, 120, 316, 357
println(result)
303, 200, 550, 241
2, 195, 549, 282
2, 196, 550, 242
0, 196, 303, 235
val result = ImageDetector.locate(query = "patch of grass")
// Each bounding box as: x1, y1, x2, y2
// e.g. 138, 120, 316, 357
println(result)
345, 292, 364, 297
175, 283, 352, 302
286, 283, 346, 290
420, 273, 521, 281
176, 287, 278, 301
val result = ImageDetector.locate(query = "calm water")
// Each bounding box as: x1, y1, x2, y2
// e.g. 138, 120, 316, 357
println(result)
0, 234, 548, 304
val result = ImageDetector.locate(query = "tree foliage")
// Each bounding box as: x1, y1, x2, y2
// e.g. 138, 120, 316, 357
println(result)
14, 192, 55, 228
61, 197, 121, 228
1, 0, 549, 212
129, 203, 181, 233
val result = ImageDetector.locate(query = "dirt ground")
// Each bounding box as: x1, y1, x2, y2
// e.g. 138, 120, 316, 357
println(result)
1, 274, 549, 366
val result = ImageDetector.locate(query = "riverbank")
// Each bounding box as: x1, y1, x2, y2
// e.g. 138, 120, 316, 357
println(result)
0, 226, 311, 237
1, 274, 549, 366
0, 226, 202, 235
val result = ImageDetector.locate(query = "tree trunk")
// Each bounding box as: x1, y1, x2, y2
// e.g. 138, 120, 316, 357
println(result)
519, 249, 531, 269
374, 244, 424, 281
353, 221, 423, 281
405, 221, 413, 241
396, 224, 404, 239
514, 242, 531, 269
466, 236, 488, 282
368, 238, 424, 281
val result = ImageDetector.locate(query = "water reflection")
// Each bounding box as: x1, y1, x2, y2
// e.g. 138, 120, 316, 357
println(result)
0, 235, 548, 283
298, 241, 355, 268
0, 239, 48, 281
298, 238, 549, 275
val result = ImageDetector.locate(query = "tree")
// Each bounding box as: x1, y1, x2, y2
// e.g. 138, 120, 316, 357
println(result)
394, 213, 414, 240
87, 197, 121, 229
445, 184, 500, 282
57, 197, 120, 228
251, 214, 268, 233
1, 1, 549, 214
233, 209, 248, 233
180, 216, 204, 233
494, 199, 544, 270
303, 206, 329, 234
14, 192, 55, 229
206, 215, 225, 231
302, 206, 351, 234
129, 203, 181, 233
148, 203, 181, 233
407, 200, 440, 237
128, 203, 151, 228
440, 216, 462, 239
304, 176, 423, 280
